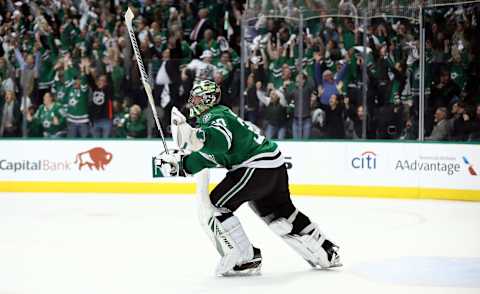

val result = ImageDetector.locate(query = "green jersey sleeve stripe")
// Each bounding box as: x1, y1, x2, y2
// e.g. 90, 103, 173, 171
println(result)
210, 125, 232, 150
212, 124, 232, 144
211, 121, 233, 141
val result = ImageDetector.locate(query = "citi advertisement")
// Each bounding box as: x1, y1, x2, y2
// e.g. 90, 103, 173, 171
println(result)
351, 151, 377, 170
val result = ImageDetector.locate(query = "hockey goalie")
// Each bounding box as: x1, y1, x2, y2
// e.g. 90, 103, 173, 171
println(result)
155, 79, 342, 276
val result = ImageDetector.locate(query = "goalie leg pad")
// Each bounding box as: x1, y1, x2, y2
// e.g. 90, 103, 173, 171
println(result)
267, 211, 341, 269
207, 212, 256, 276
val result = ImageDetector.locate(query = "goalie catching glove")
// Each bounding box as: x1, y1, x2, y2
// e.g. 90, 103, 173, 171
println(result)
171, 106, 205, 151
154, 149, 188, 177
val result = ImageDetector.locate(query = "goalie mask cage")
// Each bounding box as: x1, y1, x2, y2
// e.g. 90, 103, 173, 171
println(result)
240, 0, 480, 140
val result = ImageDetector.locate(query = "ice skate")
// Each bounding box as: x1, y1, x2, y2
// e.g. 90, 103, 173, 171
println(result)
287, 230, 342, 269
221, 247, 262, 276
308, 239, 342, 269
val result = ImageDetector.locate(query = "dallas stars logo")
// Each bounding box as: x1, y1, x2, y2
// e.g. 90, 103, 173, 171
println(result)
69, 98, 78, 107
42, 120, 51, 128
57, 91, 65, 100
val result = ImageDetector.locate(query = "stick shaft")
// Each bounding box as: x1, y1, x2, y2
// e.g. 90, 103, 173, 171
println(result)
125, 8, 169, 153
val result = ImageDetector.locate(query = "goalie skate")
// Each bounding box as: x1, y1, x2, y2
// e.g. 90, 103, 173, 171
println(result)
306, 239, 342, 269
284, 230, 342, 269
221, 247, 262, 276
268, 218, 342, 269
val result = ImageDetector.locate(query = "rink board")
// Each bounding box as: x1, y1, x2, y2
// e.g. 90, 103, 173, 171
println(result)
0, 140, 478, 201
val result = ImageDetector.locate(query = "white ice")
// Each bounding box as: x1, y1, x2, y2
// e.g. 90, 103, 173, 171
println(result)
0, 193, 479, 294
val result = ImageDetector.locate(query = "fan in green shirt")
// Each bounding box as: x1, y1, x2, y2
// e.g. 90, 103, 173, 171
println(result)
123, 104, 147, 139
37, 34, 58, 91
29, 92, 67, 138
64, 67, 90, 125
449, 48, 468, 91
51, 70, 69, 114
268, 56, 295, 89
112, 102, 128, 138
215, 52, 234, 79
196, 29, 221, 63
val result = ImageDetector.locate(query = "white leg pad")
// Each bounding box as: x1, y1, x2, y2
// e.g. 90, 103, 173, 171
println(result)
269, 217, 293, 236
196, 170, 256, 275
283, 225, 331, 268
210, 215, 254, 276
269, 218, 334, 268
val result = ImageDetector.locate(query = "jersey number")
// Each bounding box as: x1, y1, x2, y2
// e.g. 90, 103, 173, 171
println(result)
228, 110, 265, 145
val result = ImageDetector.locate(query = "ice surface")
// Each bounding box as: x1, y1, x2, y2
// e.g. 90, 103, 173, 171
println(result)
0, 193, 479, 294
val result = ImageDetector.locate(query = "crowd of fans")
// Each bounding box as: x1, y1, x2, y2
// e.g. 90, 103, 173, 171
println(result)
0, 0, 479, 141
244, 0, 480, 141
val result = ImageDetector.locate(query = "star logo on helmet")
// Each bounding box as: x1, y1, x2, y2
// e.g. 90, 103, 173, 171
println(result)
203, 113, 211, 123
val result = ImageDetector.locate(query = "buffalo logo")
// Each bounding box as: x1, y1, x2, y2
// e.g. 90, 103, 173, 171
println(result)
74, 147, 113, 171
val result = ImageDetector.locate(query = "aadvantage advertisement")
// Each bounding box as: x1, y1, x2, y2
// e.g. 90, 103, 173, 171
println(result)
0, 140, 478, 200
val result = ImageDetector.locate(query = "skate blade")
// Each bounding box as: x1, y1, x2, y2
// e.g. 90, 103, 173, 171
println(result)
327, 254, 343, 268
323, 254, 343, 269
311, 263, 343, 270
327, 262, 343, 268
220, 264, 262, 277
306, 256, 343, 269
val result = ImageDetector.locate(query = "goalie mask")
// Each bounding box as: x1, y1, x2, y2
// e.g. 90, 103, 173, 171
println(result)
188, 80, 220, 117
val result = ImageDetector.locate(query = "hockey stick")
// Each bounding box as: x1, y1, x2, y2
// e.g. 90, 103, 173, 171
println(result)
125, 8, 169, 153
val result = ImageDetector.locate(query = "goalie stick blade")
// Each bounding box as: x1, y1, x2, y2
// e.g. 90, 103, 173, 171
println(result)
124, 8, 149, 86
125, 7, 134, 24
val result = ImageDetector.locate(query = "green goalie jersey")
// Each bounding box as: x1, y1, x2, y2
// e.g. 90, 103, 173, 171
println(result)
183, 105, 283, 174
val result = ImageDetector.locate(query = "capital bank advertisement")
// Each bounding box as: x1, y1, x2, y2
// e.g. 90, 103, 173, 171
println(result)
0, 140, 478, 196
0, 140, 186, 183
